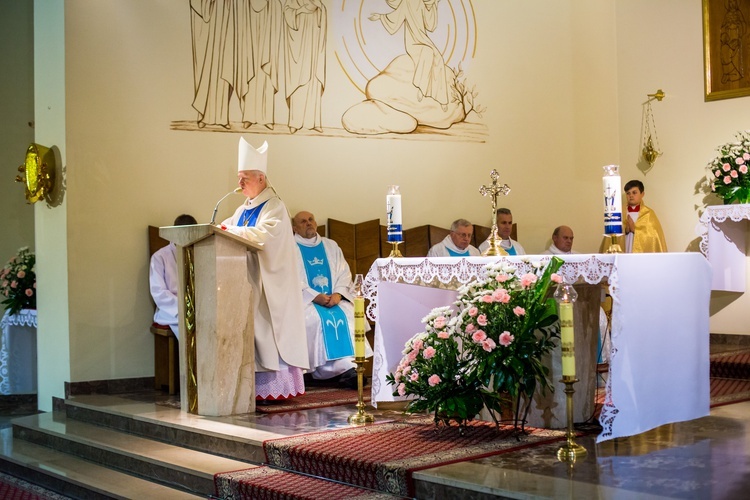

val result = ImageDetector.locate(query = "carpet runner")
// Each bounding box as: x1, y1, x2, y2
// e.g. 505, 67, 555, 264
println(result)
255, 386, 369, 414
221, 416, 564, 498
710, 348, 750, 379
0, 471, 69, 500
214, 466, 394, 500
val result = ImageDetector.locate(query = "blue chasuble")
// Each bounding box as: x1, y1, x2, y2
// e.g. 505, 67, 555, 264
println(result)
297, 242, 354, 360
447, 247, 469, 257
238, 201, 268, 227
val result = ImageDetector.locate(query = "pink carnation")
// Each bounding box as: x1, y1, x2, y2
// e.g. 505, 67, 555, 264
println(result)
482, 338, 497, 352
731, 170, 739, 178
496, 289, 511, 303
472, 330, 487, 343
433, 316, 446, 329
723, 162, 732, 172
428, 374, 441, 387
423, 346, 436, 359
741, 165, 749, 174
25, 289, 33, 297
520, 273, 538, 288
715, 170, 721, 177
410, 372, 419, 382
744, 153, 750, 161
437, 332, 450, 339
477, 314, 488, 326
407, 350, 418, 362
412, 339, 424, 351
737, 157, 746, 165
513, 306, 525, 316
397, 383, 406, 396
724, 176, 732, 185
495, 274, 510, 283
465, 323, 476, 334
499, 331, 515, 346
492, 288, 508, 302
551, 273, 563, 284
16, 270, 25, 279
481, 294, 494, 303
10, 281, 17, 289
394, 372, 401, 382
468, 307, 478, 317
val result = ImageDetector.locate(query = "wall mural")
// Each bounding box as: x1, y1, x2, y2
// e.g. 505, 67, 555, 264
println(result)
173, 0, 485, 142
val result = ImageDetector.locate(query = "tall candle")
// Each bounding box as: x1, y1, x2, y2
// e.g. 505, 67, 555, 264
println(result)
560, 302, 575, 378
354, 296, 366, 359
386, 185, 403, 243
602, 165, 623, 236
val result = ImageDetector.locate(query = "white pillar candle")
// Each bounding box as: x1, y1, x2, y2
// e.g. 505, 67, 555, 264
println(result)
602, 165, 623, 235
386, 185, 403, 243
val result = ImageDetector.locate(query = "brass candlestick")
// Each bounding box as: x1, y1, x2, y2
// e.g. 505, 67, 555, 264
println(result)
389, 241, 403, 258
348, 360, 375, 425
556, 377, 587, 462
605, 234, 622, 254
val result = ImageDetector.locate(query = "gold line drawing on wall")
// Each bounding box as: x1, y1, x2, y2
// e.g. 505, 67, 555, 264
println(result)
175, 0, 486, 142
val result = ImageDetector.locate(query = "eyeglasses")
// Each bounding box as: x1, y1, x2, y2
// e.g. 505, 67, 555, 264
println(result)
452, 232, 472, 239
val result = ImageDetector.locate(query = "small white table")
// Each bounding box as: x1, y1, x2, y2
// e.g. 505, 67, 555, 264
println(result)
697, 204, 750, 292
0, 309, 38, 394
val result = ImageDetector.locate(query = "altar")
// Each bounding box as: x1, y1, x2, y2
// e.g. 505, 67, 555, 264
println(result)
0, 309, 38, 395
363, 253, 711, 442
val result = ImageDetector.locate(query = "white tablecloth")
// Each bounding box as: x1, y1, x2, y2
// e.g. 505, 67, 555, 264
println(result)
697, 204, 750, 291
363, 254, 711, 443
0, 309, 38, 394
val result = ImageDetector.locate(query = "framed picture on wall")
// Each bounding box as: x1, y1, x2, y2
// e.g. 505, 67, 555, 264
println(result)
703, 0, 750, 101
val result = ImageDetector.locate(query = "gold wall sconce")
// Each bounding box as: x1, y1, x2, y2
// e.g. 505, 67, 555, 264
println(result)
16, 143, 57, 204
641, 89, 665, 169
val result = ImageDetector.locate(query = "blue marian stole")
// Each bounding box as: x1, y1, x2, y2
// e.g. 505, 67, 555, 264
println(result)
504, 243, 517, 256
447, 247, 469, 257
297, 242, 354, 360
238, 201, 268, 227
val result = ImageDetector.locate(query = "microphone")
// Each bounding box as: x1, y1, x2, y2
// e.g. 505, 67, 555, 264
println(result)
209, 187, 242, 225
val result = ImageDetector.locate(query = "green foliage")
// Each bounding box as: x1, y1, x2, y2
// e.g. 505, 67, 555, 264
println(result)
1, 247, 36, 316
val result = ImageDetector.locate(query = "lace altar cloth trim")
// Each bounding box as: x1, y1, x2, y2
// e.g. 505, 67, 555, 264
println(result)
597, 262, 620, 441
0, 309, 37, 329
697, 204, 750, 257
363, 255, 614, 321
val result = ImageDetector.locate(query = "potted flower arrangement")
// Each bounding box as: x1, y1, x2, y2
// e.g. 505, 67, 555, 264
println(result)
707, 130, 750, 205
1, 247, 36, 316
386, 256, 564, 432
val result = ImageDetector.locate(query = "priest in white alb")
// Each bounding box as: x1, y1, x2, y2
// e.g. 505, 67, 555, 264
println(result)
427, 219, 481, 257
292, 211, 372, 389
542, 226, 579, 255
220, 138, 309, 401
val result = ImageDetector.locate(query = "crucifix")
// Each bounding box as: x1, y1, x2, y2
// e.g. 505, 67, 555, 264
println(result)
479, 169, 511, 256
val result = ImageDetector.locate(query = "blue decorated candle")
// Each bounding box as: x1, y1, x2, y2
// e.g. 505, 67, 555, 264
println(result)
386, 185, 403, 243
602, 165, 623, 235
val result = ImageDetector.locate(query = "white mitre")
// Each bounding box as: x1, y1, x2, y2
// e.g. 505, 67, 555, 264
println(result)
238, 137, 268, 173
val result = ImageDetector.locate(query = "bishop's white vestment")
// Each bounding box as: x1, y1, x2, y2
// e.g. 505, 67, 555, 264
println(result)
223, 187, 309, 399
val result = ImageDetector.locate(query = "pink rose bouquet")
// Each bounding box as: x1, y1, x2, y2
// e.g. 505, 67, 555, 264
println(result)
1, 247, 36, 316
707, 131, 750, 204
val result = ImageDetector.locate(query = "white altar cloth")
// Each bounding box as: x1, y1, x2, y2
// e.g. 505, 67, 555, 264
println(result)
697, 204, 750, 291
0, 309, 38, 394
363, 254, 711, 443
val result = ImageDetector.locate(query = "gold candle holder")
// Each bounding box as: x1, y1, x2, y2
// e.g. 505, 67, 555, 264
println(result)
556, 377, 587, 462
605, 234, 622, 254
389, 241, 403, 258
348, 359, 375, 425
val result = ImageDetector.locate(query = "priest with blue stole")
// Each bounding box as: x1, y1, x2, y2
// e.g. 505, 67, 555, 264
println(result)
427, 219, 481, 257
220, 138, 309, 401
292, 211, 372, 389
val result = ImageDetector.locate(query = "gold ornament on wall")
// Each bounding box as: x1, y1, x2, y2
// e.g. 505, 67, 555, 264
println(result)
16, 143, 56, 204
640, 90, 664, 170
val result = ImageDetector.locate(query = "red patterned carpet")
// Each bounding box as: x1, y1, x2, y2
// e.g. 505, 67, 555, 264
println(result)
231, 417, 566, 498
255, 386, 370, 414
0, 471, 68, 500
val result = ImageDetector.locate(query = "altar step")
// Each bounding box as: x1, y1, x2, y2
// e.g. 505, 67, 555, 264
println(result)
0, 395, 268, 499
709, 347, 750, 379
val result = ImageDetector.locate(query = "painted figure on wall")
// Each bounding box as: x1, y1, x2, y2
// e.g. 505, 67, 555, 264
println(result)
239, 0, 282, 129
283, 0, 327, 133
720, 0, 747, 84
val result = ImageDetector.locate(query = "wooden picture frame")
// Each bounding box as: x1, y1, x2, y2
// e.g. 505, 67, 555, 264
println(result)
703, 0, 750, 101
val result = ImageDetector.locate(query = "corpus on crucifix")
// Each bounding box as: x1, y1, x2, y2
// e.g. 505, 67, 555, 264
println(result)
479, 170, 511, 256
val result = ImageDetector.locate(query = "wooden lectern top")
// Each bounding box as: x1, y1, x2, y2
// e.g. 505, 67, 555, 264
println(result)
159, 223, 263, 252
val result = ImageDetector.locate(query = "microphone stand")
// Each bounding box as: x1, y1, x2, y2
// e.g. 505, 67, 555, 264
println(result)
209, 187, 241, 225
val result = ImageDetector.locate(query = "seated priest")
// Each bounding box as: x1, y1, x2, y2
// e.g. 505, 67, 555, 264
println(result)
427, 219, 481, 257
292, 211, 372, 389
149, 213, 197, 340
478, 208, 526, 255
220, 138, 309, 401
542, 225, 579, 255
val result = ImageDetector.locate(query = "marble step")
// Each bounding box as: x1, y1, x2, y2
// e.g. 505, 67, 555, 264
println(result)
0, 428, 205, 499
64, 395, 268, 463
12, 411, 255, 497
